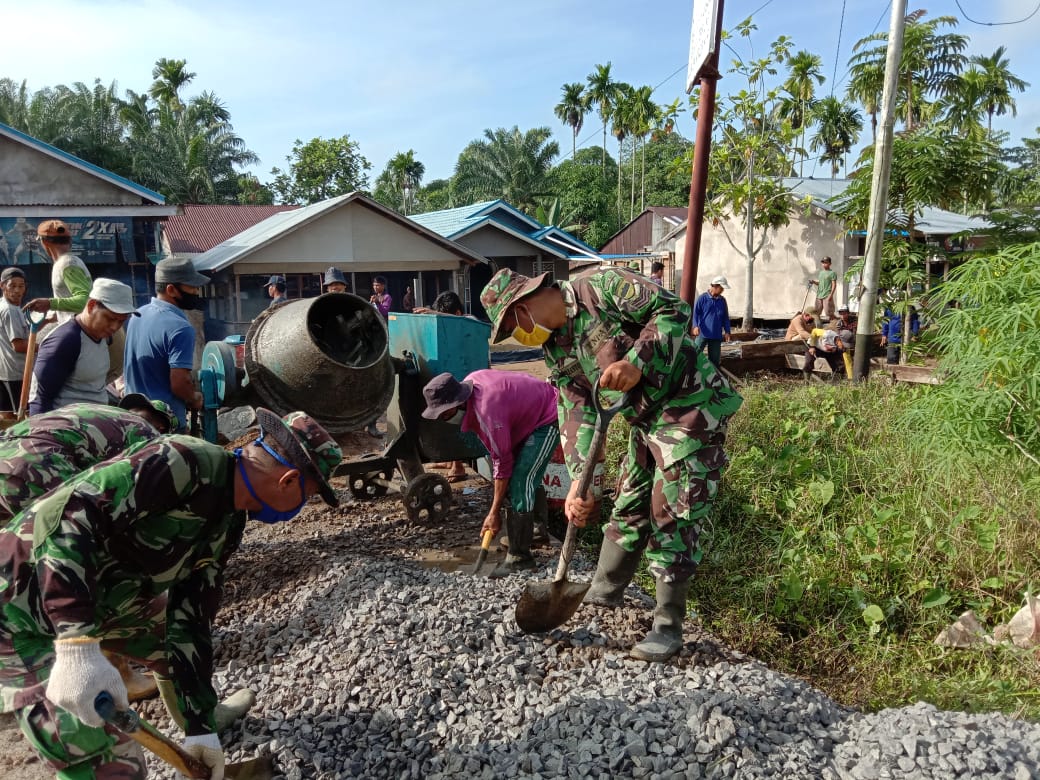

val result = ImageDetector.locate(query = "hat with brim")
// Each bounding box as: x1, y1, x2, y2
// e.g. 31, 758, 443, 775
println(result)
421, 373, 473, 419
118, 393, 176, 432
255, 407, 340, 507
90, 278, 140, 315
156, 257, 210, 288
266, 275, 286, 287
323, 267, 347, 288
479, 269, 551, 344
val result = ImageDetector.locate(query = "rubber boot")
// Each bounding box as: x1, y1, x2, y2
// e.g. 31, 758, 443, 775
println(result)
156, 676, 257, 732
584, 536, 643, 608
104, 652, 158, 702
630, 578, 691, 663
489, 508, 536, 577
532, 487, 551, 544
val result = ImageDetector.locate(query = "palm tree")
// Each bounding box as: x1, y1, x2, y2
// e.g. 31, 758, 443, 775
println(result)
53, 80, 132, 177
586, 63, 617, 176
781, 50, 825, 175
971, 46, 1029, 133
845, 61, 883, 142
148, 58, 196, 112
626, 86, 660, 215
0, 78, 64, 144
453, 126, 559, 214
554, 83, 588, 160
389, 150, 425, 214
938, 68, 988, 141
809, 96, 863, 177
848, 11, 967, 132
610, 84, 635, 226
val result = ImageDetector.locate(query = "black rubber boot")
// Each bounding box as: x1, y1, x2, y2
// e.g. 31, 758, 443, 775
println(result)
630, 578, 690, 663
532, 487, 551, 544
489, 508, 536, 577
584, 536, 643, 608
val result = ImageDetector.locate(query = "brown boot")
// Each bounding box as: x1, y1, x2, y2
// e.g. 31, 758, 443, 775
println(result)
104, 652, 158, 701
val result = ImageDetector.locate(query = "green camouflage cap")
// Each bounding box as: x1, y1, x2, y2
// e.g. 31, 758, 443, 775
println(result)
479, 268, 550, 344
256, 408, 342, 506
118, 393, 179, 433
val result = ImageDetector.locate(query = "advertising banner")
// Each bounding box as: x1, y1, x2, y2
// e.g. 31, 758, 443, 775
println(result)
0, 217, 135, 265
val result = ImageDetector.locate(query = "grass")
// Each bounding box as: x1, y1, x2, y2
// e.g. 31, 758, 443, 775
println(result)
597, 376, 1040, 719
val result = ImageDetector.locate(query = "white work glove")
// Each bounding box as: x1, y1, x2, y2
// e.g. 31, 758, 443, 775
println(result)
180, 733, 225, 780
45, 638, 128, 727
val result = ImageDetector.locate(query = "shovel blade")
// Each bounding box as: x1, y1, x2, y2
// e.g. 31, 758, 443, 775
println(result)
226, 755, 277, 780
515, 578, 590, 634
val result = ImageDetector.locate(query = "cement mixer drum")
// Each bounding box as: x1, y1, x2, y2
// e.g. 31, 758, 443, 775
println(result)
243, 293, 395, 434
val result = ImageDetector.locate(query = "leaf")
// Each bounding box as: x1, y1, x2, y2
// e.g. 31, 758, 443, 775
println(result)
981, 577, 1004, 589
862, 604, 885, 625
808, 479, 835, 506
780, 572, 805, 602
921, 588, 951, 609
973, 521, 999, 553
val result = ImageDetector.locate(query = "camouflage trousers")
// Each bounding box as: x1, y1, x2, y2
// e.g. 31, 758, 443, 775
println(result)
606, 425, 729, 583
3, 598, 168, 779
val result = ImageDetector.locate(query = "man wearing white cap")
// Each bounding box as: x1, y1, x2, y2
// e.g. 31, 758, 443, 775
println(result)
28, 279, 138, 415
691, 276, 732, 368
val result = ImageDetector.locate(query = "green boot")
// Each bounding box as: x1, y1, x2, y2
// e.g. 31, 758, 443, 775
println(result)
156, 676, 257, 732
630, 578, 691, 663
584, 536, 643, 608
489, 508, 536, 577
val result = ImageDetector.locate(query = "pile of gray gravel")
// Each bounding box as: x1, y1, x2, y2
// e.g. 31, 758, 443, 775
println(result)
134, 495, 1040, 780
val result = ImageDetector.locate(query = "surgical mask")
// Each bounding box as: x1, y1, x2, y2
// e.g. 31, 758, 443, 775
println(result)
512, 305, 552, 347
234, 438, 307, 524
445, 408, 465, 425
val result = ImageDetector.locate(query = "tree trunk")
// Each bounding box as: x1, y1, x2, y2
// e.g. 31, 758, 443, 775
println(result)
640, 138, 647, 212
742, 201, 756, 329
629, 139, 637, 221
617, 139, 624, 229
572, 127, 577, 160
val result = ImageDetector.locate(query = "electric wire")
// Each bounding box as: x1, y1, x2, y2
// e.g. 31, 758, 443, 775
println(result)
830, 0, 848, 96
954, 0, 1040, 26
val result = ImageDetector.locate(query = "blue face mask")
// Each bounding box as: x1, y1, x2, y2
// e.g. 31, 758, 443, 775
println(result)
234, 436, 307, 524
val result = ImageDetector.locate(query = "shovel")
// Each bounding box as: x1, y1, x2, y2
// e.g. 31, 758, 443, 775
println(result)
16, 310, 46, 421
515, 382, 627, 634
94, 692, 275, 780
470, 528, 495, 575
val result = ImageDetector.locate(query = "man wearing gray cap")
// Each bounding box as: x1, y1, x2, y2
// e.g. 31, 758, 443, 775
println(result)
692, 276, 732, 368
266, 274, 289, 306
29, 279, 138, 415
124, 257, 209, 429
322, 267, 349, 294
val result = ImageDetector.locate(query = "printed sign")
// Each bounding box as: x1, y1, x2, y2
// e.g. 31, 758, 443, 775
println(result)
0, 217, 134, 265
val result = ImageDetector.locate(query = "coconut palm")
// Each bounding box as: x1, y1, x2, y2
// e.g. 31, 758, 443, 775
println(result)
626, 85, 660, 215
610, 84, 635, 225
971, 46, 1029, 134
586, 63, 618, 175
389, 150, 425, 214
845, 61, 884, 142
780, 50, 825, 175
847, 11, 967, 132
453, 126, 559, 214
554, 82, 588, 160
809, 96, 863, 177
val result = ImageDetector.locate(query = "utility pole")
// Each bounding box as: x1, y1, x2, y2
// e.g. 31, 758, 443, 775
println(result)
853, 0, 907, 381
679, 0, 724, 306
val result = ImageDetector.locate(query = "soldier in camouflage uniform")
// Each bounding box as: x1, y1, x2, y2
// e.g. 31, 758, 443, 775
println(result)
0, 399, 176, 522
481, 268, 743, 662
0, 407, 341, 779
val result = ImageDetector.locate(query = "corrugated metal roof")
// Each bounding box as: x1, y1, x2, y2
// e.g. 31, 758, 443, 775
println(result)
164, 204, 298, 254
411, 200, 598, 259
0, 121, 166, 204
192, 192, 487, 273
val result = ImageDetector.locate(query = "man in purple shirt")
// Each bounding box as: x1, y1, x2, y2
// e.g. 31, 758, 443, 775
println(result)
422, 369, 559, 576
370, 276, 392, 319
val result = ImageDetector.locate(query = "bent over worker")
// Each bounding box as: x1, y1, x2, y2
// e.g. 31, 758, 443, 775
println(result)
421, 369, 559, 576
0, 408, 341, 779
481, 267, 743, 662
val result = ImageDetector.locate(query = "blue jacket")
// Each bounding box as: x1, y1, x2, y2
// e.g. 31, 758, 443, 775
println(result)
883, 311, 919, 345
693, 291, 731, 340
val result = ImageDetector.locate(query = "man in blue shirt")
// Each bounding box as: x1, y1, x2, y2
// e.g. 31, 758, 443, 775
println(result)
881, 305, 920, 364
691, 275, 732, 368
124, 257, 209, 429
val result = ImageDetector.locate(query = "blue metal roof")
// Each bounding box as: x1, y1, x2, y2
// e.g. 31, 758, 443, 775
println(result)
0, 122, 166, 204
411, 200, 598, 259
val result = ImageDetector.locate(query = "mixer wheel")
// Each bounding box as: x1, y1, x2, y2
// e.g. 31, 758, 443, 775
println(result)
403, 473, 452, 524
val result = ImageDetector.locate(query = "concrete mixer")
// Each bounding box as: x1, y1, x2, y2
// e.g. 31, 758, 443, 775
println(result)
197, 292, 491, 523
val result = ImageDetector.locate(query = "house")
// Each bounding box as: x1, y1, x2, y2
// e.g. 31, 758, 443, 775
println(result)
190, 192, 488, 338
594, 207, 688, 288
668, 177, 990, 322
409, 200, 599, 319
0, 122, 177, 306
162, 204, 298, 258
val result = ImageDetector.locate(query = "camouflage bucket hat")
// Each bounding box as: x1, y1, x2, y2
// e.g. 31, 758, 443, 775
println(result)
118, 393, 179, 433
479, 269, 550, 344
256, 408, 342, 507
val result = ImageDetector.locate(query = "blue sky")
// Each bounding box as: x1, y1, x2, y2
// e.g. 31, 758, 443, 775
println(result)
6, 1, 1038, 185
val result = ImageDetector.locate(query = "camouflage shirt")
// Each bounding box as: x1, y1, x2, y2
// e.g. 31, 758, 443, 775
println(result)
0, 435, 244, 733
0, 403, 160, 522
543, 268, 743, 477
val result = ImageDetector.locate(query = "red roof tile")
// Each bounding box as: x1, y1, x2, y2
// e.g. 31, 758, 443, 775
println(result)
164, 204, 299, 254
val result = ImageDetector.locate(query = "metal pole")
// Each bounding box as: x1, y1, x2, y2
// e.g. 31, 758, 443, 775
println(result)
679, 0, 724, 306
853, 0, 907, 382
